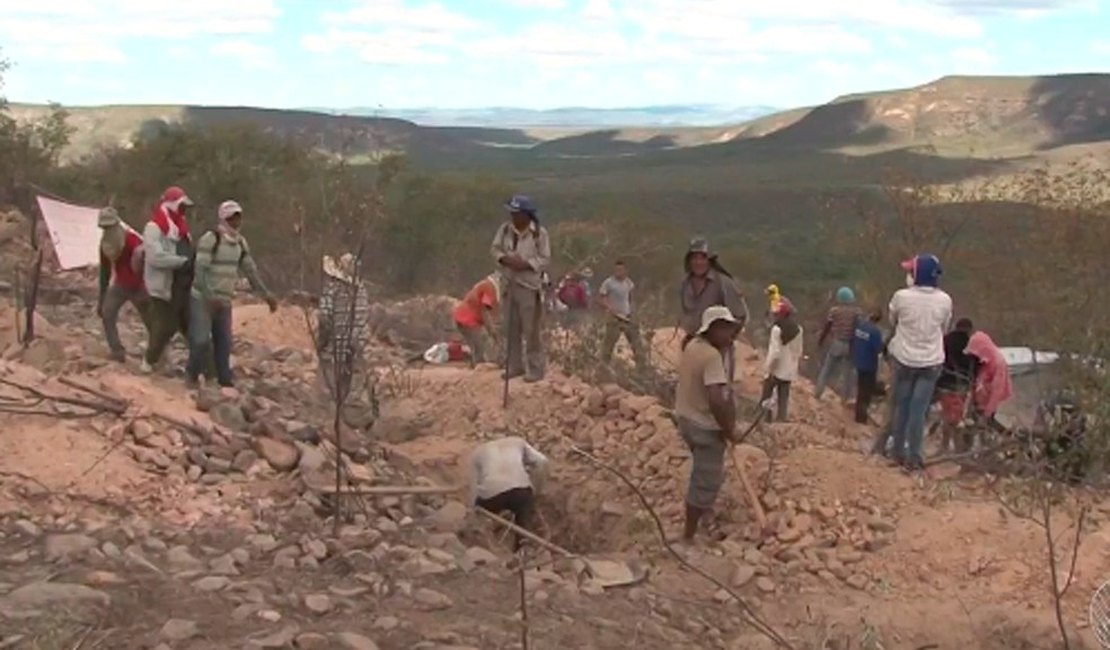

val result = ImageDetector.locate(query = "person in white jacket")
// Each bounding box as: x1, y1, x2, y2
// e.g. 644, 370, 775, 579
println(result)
761, 298, 803, 422
468, 436, 549, 551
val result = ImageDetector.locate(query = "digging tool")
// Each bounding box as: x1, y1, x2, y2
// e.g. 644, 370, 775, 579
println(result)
502, 296, 515, 409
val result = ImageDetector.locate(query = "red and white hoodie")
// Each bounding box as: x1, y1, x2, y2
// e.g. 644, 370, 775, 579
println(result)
142, 186, 193, 300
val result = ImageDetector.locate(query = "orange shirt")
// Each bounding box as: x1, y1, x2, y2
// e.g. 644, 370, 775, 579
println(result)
454, 278, 499, 329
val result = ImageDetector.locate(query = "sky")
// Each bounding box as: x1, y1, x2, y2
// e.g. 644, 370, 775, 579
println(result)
0, 0, 1107, 110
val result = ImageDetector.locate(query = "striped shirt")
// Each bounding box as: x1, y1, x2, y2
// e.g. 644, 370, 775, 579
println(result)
191, 230, 268, 304
826, 305, 862, 341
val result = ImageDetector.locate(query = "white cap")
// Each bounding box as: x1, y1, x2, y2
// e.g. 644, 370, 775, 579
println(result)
695, 305, 741, 336
218, 200, 243, 221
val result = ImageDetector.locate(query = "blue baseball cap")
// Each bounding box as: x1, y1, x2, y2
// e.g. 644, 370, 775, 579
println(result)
505, 194, 537, 215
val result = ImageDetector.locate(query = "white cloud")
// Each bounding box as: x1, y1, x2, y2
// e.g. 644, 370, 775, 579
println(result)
583, 0, 616, 21
210, 40, 277, 70
1092, 40, 1110, 55
503, 0, 568, 8
306, 0, 480, 65
0, 0, 280, 63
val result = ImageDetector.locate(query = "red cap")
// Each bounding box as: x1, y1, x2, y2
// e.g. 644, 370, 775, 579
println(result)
774, 297, 794, 318
161, 186, 194, 206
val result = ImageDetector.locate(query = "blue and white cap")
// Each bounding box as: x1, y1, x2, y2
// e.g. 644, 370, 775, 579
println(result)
505, 194, 537, 215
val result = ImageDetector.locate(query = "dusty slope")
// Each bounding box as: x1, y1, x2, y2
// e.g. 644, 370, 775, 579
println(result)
0, 290, 1107, 649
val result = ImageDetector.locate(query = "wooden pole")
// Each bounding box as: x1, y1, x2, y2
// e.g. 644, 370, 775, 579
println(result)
729, 444, 768, 531
474, 507, 580, 560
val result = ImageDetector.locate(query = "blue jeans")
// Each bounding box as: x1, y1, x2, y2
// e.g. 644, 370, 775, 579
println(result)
815, 339, 854, 399
186, 296, 233, 386
889, 361, 942, 466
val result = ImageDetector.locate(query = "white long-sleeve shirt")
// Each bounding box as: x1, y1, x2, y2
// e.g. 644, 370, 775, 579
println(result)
887, 286, 953, 368
468, 437, 549, 505
765, 324, 804, 381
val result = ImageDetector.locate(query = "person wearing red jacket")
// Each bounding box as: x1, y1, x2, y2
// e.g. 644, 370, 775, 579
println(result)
965, 331, 1014, 427
96, 207, 152, 362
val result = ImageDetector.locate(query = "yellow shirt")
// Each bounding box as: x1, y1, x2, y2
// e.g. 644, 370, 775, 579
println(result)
675, 337, 731, 430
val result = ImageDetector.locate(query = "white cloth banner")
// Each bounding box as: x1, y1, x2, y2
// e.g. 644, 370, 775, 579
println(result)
35, 195, 101, 270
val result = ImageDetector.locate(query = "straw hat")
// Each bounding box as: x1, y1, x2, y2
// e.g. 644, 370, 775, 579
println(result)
323, 253, 356, 283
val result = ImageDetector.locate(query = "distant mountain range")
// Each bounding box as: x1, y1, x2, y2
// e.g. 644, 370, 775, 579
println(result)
299, 105, 782, 128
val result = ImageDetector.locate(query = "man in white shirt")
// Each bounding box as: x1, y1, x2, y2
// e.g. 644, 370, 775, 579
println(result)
468, 436, 550, 551
886, 254, 953, 470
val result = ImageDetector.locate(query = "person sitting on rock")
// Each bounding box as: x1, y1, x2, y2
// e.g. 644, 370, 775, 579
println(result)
96, 206, 152, 362
468, 436, 549, 552
674, 305, 743, 544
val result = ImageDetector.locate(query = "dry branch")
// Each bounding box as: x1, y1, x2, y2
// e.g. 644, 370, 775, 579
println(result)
569, 445, 794, 650
315, 484, 460, 496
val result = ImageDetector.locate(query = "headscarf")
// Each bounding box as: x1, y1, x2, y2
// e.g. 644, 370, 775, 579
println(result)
965, 331, 1013, 416
151, 186, 192, 242
836, 286, 856, 303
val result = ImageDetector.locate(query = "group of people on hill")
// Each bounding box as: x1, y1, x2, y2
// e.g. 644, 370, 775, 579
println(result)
96, 186, 278, 389
802, 255, 1014, 471
97, 186, 380, 403
461, 199, 1023, 546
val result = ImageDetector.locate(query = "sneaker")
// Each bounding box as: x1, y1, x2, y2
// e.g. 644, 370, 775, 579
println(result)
139, 360, 153, 375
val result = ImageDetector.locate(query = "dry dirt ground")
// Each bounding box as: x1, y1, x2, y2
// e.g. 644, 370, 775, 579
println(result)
0, 290, 1108, 650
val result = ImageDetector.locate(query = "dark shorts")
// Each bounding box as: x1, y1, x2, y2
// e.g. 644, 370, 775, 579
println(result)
677, 417, 727, 510
476, 486, 535, 550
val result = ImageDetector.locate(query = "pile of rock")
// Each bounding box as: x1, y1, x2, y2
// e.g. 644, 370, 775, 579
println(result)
500, 375, 900, 593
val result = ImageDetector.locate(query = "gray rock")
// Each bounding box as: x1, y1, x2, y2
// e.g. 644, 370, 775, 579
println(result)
373, 616, 400, 631
232, 449, 260, 473
255, 437, 300, 472
296, 443, 327, 474
13, 519, 42, 537
246, 626, 298, 649
846, 574, 870, 590
44, 533, 97, 561
166, 545, 203, 568
336, 632, 380, 650
249, 533, 279, 553
192, 576, 230, 592
100, 541, 122, 559
294, 632, 330, 649
731, 564, 757, 588
413, 588, 453, 611
304, 593, 332, 614
755, 577, 775, 593
867, 518, 897, 534
160, 619, 199, 642
428, 501, 468, 533
129, 420, 155, 442
186, 464, 204, 481
464, 546, 498, 566
303, 539, 328, 560
210, 402, 248, 431
209, 554, 240, 576
0, 582, 110, 615
205, 456, 233, 474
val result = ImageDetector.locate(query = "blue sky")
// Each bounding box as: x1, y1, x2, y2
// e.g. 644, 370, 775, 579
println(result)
1, 0, 1107, 110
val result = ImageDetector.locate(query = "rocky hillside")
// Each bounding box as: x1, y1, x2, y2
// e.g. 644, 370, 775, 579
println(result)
13, 74, 1110, 164
757, 73, 1110, 154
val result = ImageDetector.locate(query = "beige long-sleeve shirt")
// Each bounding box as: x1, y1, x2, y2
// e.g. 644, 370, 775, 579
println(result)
490, 221, 551, 292
468, 437, 549, 505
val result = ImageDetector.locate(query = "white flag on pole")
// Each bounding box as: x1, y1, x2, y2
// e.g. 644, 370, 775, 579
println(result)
35, 195, 101, 270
